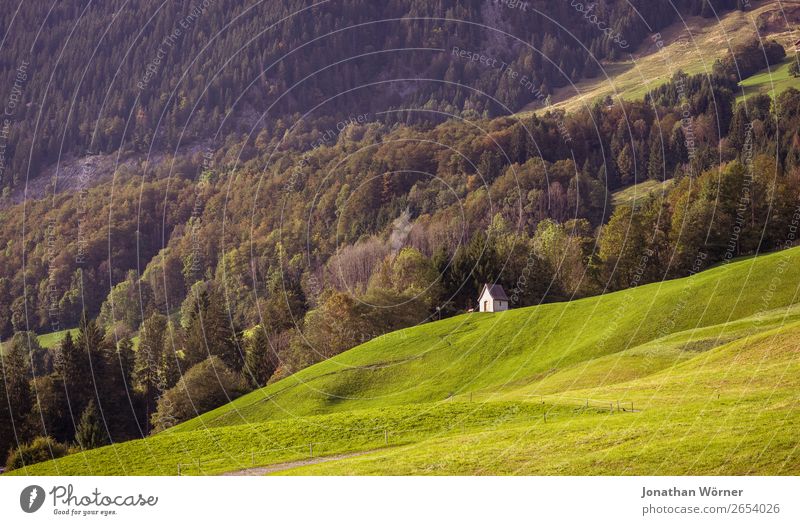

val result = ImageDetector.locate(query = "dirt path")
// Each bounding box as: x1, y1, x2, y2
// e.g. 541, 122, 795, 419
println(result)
220, 450, 373, 476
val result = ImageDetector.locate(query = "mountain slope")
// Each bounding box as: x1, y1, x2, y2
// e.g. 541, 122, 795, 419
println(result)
535, 0, 800, 114
3, 0, 742, 192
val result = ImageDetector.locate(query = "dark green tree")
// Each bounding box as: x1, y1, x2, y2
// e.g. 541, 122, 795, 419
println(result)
135, 313, 167, 430
0, 365, 16, 460
54, 330, 91, 423
183, 287, 242, 371
28, 374, 72, 444
243, 326, 279, 388
100, 338, 139, 440
1, 338, 33, 450
647, 124, 666, 181
160, 321, 182, 391
75, 400, 107, 450
72, 313, 106, 418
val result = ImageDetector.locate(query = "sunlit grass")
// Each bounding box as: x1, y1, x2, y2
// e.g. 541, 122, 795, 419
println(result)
736, 55, 800, 104
283, 323, 800, 475
7, 401, 579, 475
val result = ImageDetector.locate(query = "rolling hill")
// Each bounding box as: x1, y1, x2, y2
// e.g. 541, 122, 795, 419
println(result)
8, 244, 800, 475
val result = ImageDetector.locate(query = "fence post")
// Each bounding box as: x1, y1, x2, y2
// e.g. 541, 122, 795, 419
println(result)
631, 402, 634, 412
178, 464, 181, 476
309, 443, 314, 458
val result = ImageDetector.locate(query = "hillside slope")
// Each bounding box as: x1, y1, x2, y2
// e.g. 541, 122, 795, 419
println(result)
534, 0, 800, 114
7, 245, 800, 476
175, 245, 800, 430
3, 0, 738, 193
291, 321, 800, 475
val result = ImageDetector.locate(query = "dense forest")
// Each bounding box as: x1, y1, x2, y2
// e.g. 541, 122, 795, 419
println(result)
2, 0, 797, 468
0, 0, 744, 192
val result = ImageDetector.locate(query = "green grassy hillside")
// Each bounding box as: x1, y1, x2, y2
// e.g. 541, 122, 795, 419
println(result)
175, 246, 800, 430
8, 246, 800, 475
737, 55, 800, 104
293, 320, 800, 475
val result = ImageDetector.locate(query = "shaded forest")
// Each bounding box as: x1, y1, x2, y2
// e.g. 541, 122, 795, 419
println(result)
0, 0, 744, 192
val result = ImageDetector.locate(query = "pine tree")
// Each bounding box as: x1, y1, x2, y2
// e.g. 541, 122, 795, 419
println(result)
182, 291, 210, 367
183, 288, 242, 371
0, 363, 16, 459
100, 337, 138, 440
76, 312, 105, 360
135, 313, 167, 430
647, 125, 666, 181
616, 144, 634, 186
244, 326, 279, 388
71, 313, 105, 417
1, 336, 33, 447
115, 338, 136, 393
160, 321, 181, 391
669, 124, 688, 173
55, 331, 89, 427
478, 151, 501, 182
75, 400, 107, 450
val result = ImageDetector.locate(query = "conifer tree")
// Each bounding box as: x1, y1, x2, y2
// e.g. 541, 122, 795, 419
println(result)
160, 321, 181, 391
0, 360, 18, 459
647, 125, 666, 181
100, 337, 138, 440
244, 326, 279, 388
183, 288, 242, 371
135, 313, 167, 430
1, 336, 32, 447
75, 400, 107, 450
68, 313, 104, 418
